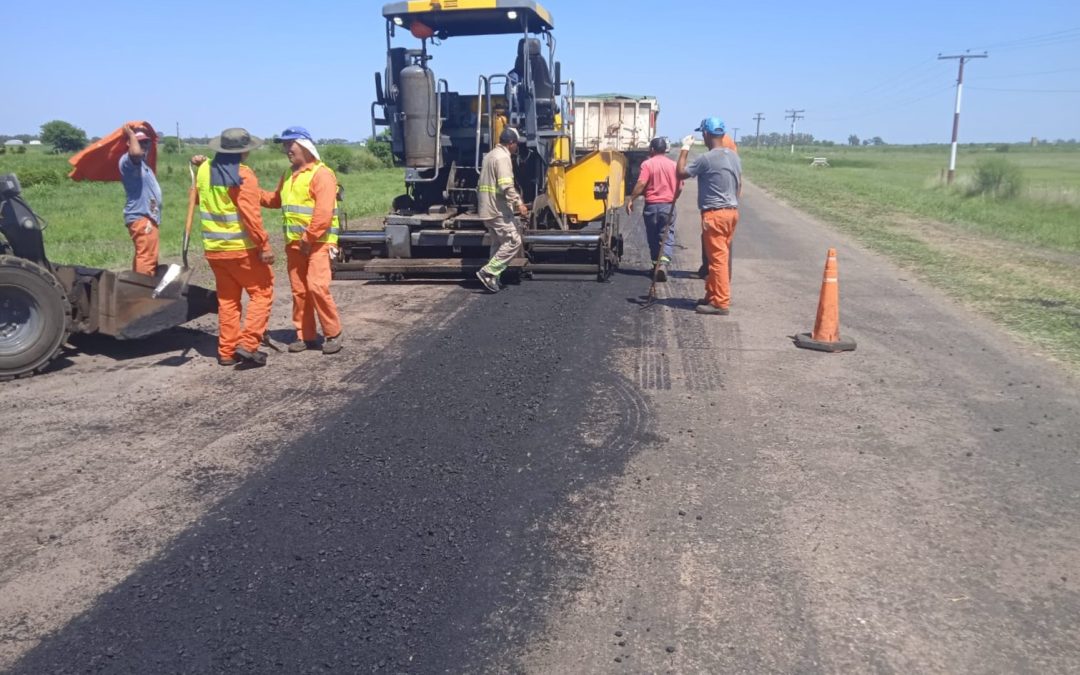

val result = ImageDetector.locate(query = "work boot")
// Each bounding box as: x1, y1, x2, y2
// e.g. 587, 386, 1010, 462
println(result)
322, 333, 343, 355
696, 297, 709, 305
217, 356, 239, 366
288, 340, 318, 353
695, 304, 729, 316
234, 346, 268, 366
476, 269, 500, 293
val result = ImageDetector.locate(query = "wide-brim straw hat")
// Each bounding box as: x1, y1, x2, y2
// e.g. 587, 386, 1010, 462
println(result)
208, 127, 263, 154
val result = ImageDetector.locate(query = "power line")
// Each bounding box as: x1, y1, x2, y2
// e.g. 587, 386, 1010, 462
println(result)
969, 66, 1080, 80
972, 26, 1080, 52
939, 52, 988, 185
967, 86, 1080, 93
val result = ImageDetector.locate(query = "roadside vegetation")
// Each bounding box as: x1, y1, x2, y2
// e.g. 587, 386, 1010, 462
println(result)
742, 144, 1080, 370
0, 143, 403, 270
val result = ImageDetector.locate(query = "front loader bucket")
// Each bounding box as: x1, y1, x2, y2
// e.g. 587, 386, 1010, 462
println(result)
55, 265, 218, 340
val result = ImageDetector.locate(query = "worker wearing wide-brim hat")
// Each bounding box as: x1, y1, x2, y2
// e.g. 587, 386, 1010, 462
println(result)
191, 128, 276, 366
260, 126, 343, 354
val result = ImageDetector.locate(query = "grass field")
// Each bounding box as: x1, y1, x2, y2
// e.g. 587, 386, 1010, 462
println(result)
742, 145, 1080, 371
0, 146, 404, 270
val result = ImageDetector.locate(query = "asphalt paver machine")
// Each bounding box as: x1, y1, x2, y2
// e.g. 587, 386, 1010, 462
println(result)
335, 1, 626, 282
0, 173, 217, 380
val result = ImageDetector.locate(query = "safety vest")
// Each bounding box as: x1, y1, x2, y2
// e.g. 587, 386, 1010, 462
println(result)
196, 161, 255, 253
280, 162, 340, 245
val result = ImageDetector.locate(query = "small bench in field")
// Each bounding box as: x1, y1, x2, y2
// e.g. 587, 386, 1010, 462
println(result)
810, 157, 829, 167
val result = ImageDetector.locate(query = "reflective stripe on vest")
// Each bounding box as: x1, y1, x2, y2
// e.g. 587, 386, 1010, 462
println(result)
280, 162, 340, 245
195, 162, 255, 252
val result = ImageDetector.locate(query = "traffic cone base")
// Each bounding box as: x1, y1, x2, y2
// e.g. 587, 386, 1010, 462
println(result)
794, 248, 856, 353
794, 331, 857, 353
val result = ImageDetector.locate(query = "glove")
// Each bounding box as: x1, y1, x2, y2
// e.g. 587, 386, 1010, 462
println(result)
681, 134, 696, 152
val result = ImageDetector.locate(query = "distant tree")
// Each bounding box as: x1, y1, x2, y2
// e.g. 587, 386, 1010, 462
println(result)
161, 136, 182, 154
848, 134, 860, 146
40, 120, 88, 153
870, 136, 885, 146
317, 137, 349, 145
366, 129, 394, 166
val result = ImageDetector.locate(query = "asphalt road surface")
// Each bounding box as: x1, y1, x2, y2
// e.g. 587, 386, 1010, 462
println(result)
10, 180, 1080, 674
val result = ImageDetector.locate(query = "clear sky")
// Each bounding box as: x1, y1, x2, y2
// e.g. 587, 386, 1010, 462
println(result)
5, 1, 1079, 144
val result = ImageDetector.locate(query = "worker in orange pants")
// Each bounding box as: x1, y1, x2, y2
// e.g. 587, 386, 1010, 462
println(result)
676, 117, 742, 315
119, 124, 162, 276
192, 128, 276, 366
261, 126, 342, 354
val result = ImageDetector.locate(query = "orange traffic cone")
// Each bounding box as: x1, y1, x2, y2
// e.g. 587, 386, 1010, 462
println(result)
794, 248, 857, 352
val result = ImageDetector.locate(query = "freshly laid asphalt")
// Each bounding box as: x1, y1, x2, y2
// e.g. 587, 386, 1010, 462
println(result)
12, 249, 652, 673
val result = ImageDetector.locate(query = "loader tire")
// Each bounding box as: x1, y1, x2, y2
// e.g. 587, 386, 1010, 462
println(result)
0, 256, 70, 381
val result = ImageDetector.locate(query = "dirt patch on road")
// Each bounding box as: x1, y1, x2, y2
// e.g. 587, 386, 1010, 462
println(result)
0, 272, 468, 669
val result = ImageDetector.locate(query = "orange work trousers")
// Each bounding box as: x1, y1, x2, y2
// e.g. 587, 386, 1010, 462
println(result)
127, 217, 159, 276
702, 208, 739, 309
287, 243, 341, 342
208, 252, 275, 360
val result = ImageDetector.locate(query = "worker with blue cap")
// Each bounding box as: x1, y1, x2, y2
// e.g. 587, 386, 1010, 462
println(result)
676, 117, 742, 315
260, 126, 343, 354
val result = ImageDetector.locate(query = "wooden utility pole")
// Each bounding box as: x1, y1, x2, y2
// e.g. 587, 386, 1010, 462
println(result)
938, 51, 988, 184
732, 127, 740, 143
753, 113, 764, 148
785, 109, 805, 154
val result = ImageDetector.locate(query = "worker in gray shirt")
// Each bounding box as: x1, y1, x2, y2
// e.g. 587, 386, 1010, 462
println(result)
676, 117, 742, 315
476, 127, 528, 293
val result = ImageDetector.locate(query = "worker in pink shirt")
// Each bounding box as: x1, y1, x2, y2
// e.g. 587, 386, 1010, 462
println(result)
626, 137, 683, 282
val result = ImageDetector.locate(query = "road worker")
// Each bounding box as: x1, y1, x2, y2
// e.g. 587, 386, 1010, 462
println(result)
626, 137, 683, 282
696, 124, 738, 279
260, 126, 343, 355
676, 117, 743, 316
119, 124, 162, 276
191, 128, 275, 366
476, 127, 528, 293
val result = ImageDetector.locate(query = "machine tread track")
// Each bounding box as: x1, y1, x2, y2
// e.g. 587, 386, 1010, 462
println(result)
0, 255, 70, 381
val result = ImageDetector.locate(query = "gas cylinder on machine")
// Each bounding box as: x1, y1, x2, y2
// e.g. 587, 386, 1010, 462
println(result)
400, 64, 438, 168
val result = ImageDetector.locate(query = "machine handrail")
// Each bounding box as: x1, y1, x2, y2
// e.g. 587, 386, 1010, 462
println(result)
474, 74, 488, 174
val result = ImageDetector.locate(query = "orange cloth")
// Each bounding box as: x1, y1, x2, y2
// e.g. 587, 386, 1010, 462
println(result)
702, 209, 739, 309
286, 244, 341, 341
260, 161, 338, 246
126, 216, 159, 276
68, 121, 157, 181
208, 252, 274, 360
205, 165, 272, 260
721, 135, 738, 153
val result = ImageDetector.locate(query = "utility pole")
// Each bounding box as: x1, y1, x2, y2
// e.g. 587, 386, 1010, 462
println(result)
938, 51, 988, 184
753, 113, 764, 148
176, 122, 181, 149
732, 127, 740, 143
785, 109, 805, 154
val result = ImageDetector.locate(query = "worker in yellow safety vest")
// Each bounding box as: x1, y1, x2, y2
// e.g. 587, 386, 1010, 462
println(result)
261, 126, 342, 355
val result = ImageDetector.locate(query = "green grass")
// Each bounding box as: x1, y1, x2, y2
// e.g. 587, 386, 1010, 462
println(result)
743, 145, 1080, 371
0, 147, 404, 269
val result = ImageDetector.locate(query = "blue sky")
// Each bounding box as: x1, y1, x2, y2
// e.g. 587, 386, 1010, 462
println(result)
6, 1, 1079, 144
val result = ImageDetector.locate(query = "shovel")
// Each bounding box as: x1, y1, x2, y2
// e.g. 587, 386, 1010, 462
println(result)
152, 163, 198, 299
639, 199, 679, 310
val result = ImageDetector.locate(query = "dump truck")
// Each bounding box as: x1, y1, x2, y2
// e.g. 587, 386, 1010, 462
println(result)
572, 94, 660, 191
0, 173, 217, 380
334, 1, 626, 282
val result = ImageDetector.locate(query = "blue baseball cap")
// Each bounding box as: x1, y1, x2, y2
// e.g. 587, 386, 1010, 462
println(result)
275, 126, 313, 142
695, 117, 726, 135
